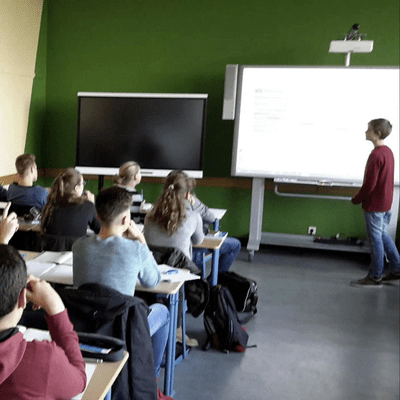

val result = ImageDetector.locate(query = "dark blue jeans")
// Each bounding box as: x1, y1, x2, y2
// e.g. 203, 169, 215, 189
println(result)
192, 236, 241, 274
147, 303, 170, 377
364, 211, 400, 279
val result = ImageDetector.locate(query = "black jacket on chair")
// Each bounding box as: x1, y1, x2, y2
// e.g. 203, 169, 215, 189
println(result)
35, 233, 79, 252
59, 283, 157, 400
148, 245, 209, 318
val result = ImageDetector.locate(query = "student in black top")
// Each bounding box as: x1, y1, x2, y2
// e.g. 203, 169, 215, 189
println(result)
0, 185, 7, 202
41, 168, 100, 239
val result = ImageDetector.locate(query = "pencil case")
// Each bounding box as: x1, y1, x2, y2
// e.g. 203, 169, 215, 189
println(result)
77, 332, 125, 362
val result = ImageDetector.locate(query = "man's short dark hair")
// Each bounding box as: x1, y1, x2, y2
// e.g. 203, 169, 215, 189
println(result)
0, 245, 27, 318
369, 119, 392, 140
95, 186, 133, 225
15, 154, 36, 176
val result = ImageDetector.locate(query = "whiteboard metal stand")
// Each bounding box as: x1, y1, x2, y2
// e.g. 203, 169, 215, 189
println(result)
246, 179, 399, 260
247, 178, 265, 261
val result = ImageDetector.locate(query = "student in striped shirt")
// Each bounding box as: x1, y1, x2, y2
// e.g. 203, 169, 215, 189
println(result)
113, 161, 144, 223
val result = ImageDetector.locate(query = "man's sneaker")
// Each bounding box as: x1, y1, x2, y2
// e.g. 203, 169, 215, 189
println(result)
350, 275, 383, 288
382, 272, 400, 282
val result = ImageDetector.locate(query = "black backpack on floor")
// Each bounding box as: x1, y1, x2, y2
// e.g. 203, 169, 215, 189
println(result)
218, 271, 258, 315
203, 285, 249, 353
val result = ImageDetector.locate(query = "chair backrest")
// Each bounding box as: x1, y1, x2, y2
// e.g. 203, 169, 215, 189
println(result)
9, 203, 34, 217
59, 284, 157, 400
35, 233, 78, 252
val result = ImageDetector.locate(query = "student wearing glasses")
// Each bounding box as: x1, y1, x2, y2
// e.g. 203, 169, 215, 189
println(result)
41, 168, 100, 241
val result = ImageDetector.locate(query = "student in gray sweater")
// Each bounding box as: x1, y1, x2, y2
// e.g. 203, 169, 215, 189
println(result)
72, 187, 171, 392
143, 171, 204, 259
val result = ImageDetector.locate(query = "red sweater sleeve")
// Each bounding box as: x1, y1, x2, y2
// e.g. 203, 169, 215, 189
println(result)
351, 152, 381, 205
45, 309, 87, 398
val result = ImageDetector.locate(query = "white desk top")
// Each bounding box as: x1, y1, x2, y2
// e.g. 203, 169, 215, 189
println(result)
22, 251, 185, 294
209, 208, 227, 220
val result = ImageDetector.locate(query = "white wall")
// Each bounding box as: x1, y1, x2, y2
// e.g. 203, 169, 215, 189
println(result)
0, 0, 43, 179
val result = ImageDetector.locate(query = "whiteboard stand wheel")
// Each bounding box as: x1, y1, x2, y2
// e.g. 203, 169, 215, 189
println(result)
248, 251, 254, 262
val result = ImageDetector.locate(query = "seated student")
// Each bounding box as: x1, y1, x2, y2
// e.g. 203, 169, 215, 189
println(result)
0, 185, 7, 202
0, 207, 86, 399
41, 168, 100, 239
7, 154, 49, 212
112, 161, 144, 223
186, 173, 241, 274
72, 186, 171, 397
143, 170, 204, 260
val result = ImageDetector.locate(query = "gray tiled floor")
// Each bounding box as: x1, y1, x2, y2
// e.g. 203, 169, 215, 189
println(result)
169, 246, 400, 400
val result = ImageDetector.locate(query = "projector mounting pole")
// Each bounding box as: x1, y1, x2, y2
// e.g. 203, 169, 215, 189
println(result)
328, 24, 373, 67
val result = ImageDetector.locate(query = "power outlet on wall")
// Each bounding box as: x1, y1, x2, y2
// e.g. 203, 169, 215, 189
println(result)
308, 226, 317, 235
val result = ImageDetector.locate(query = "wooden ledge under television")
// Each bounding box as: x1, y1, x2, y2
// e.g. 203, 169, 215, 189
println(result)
6, 168, 359, 197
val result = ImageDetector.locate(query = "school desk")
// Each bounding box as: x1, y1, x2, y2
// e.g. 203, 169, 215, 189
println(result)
81, 351, 129, 400
21, 250, 186, 398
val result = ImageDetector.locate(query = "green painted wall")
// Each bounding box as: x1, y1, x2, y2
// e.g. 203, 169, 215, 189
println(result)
27, 0, 400, 240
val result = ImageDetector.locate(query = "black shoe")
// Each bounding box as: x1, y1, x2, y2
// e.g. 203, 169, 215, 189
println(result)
350, 275, 383, 288
382, 272, 400, 282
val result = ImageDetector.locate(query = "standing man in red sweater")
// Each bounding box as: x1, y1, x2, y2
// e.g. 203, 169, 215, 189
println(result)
350, 119, 400, 287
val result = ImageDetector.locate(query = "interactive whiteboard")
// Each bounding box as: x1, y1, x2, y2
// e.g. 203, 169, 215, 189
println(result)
231, 66, 399, 185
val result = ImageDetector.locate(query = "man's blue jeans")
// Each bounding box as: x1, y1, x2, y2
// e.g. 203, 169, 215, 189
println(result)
364, 211, 400, 279
148, 303, 170, 377
192, 236, 241, 274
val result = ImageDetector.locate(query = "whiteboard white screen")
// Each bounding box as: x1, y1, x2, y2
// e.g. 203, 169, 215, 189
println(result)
231, 66, 399, 185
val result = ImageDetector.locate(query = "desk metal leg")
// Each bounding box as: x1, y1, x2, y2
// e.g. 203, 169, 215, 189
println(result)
164, 291, 178, 397
210, 248, 220, 287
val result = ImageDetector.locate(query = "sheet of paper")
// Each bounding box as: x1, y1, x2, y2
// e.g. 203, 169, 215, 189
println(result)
34, 251, 73, 265
158, 264, 200, 283
26, 261, 56, 277
22, 327, 52, 342
41, 264, 73, 285
72, 363, 98, 400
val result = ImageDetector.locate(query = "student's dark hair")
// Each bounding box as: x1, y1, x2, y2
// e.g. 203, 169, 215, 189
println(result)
41, 168, 85, 231
0, 245, 27, 318
369, 119, 392, 140
15, 154, 36, 176
112, 161, 140, 186
95, 186, 133, 225
147, 170, 191, 235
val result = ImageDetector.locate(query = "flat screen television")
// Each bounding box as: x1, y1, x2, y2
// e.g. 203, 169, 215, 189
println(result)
76, 92, 208, 178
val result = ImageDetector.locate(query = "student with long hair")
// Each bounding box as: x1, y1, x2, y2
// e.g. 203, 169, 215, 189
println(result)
144, 171, 204, 347
143, 170, 204, 259
41, 168, 100, 240
186, 175, 241, 275
112, 161, 144, 223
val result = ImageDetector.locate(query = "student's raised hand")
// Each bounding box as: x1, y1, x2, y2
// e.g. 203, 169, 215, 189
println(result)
26, 275, 65, 316
82, 190, 95, 203
0, 202, 19, 244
